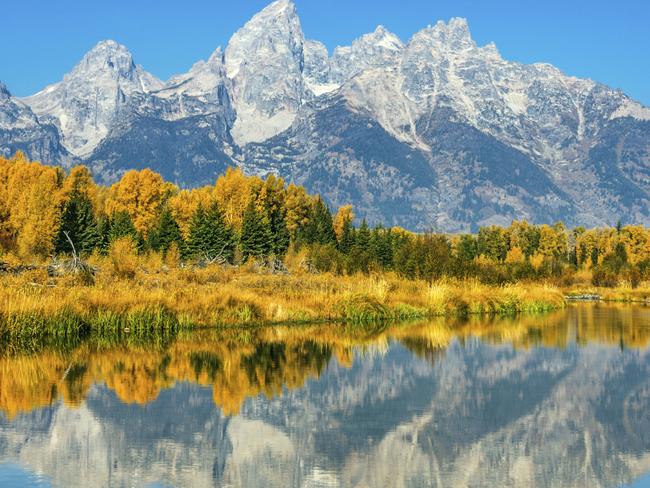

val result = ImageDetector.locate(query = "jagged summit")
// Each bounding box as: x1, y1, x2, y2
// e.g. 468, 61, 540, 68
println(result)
0, 83, 10, 99
71, 40, 139, 80
224, 0, 305, 145
414, 17, 476, 50
21, 39, 162, 156
3, 0, 650, 230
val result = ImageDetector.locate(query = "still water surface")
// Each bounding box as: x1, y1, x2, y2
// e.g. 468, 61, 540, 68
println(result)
1, 304, 650, 487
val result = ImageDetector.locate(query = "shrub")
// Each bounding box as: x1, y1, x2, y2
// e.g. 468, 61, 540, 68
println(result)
108, 237, 139, 280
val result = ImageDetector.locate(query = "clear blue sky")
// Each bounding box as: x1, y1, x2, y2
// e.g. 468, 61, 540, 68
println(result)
2, 0, 649, 104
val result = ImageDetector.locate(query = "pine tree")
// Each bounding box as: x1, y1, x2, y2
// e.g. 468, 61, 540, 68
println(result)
355, 219, 371, 250
371, 226, 393, 268
338, 216, 355, 254
96, 215, 111, 254
240, 200, 272, 260
188, 202, 236, 262
268, 207, 290, 256
302, 197, 336, 245
149, 207, 184, 256
55, 191, 99, 255
109, 211, 139, 244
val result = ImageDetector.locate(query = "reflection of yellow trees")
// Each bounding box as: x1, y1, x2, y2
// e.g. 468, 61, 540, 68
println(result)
2, 304, 650, 418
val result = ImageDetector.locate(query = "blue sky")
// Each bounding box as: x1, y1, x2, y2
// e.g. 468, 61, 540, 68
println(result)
2, 0, 649, 104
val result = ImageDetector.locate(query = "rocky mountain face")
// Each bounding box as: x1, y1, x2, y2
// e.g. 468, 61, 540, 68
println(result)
0, 83, 68, 164
2, 0, 650, 230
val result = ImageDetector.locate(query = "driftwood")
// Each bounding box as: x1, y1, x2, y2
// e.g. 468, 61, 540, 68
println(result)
300, 258, 320, 274
0, 262, 40, 275
195, 244, 231, 268
47, 231, 97, 280
254, 257, 289, 275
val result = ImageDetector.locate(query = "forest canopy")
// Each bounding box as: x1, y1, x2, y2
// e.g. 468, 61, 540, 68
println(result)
1, 152, 648, 288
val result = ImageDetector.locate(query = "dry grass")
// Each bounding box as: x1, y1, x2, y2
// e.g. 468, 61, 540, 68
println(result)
0, 257, 567, 336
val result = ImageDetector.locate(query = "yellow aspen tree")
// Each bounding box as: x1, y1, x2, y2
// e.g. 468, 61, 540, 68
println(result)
105, 169, 174, 237
505, 246, 525, 264
168, 186, 215, 239
284, 184, 312, 239
214, 167, 261, 232
2, 158, 64, 258
333, 205, 354, 241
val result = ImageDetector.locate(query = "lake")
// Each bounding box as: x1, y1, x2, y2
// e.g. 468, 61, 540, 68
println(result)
1, 303, 650, 487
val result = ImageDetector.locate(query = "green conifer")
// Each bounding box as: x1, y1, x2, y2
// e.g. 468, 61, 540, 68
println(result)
188, 202, 235, 262
240, 200, 272, 260
55, 191, 99, 255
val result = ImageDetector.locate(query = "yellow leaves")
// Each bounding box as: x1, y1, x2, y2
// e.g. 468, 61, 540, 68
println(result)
285, 184, 311, 238
538, 224, 567, 258
530, 253, 545, 271
0, 155, 63, 257
60, 165, 99, 208
255, 173, 286, 216
105, 169, 174, 237
107, 236, 139, 280
215, 167, 262, 232
505, 246, 525, 264
168, 187, 215, 240
333, 205, 354, 240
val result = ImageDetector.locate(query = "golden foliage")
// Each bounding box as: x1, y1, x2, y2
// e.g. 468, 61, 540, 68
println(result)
107, 236, 139, 279
333, 205, 354, 240
0, 153, 63, 257
105, 169, 175, 236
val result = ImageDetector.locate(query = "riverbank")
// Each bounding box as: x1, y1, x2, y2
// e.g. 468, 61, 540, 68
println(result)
565, 286, 650, 304
0, 263, 566, 337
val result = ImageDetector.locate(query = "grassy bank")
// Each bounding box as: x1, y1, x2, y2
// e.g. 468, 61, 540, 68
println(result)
0, 262, 566, 337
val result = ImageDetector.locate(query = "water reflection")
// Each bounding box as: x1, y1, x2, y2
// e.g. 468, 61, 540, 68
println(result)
1, 303, 650, 487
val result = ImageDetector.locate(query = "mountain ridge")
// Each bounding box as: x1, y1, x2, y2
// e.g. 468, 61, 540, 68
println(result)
1, 0, 649, 231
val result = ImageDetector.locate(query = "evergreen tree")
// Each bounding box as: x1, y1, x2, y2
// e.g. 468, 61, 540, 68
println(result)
337, 216, 355, 254
109, 211, 138, 242
371, 225, 393, 268
240, 200, 272, 260
457, 234, 478, 262
55, 191, 99, 255
301, 197, 336, 245
96, 215, 111, 254
267, 206, 290, 257
149, 207, 184, 256
355, 219, 371, 250
188, 202, 236, 262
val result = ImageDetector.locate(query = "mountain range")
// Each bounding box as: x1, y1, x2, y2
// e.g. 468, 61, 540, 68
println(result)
1, 0, 649, 231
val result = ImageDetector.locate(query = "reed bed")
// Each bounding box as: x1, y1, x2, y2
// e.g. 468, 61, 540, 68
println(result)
0, 263, 566, 337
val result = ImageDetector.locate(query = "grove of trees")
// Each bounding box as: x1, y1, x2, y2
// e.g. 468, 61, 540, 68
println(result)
1, 152, 649, 287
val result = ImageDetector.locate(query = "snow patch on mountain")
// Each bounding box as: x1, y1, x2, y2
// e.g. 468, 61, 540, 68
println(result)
225, 0, 305, 145
22, 40, 162, 156
611, 98, 650, 121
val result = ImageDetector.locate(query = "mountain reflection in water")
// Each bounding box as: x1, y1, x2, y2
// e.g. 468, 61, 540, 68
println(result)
1, 303, 650, 487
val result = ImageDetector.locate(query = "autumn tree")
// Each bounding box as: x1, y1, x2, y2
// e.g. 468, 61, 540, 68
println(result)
105, 169, 174, 238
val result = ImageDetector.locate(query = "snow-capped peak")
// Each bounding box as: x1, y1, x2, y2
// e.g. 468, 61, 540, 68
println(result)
21, 39, 162, 156
159, 47, 231, 106
225, 0, 305, 145
370, 25, 404, 51
415, 17, 476, 51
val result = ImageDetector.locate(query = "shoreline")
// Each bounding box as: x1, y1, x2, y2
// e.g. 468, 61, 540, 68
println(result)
0, 267, 566, 338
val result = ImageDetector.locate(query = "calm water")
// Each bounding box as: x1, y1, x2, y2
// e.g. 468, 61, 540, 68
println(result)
2, 304, 650, 487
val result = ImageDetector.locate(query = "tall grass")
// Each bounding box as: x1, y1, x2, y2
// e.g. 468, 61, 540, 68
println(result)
0, 260, 566, 336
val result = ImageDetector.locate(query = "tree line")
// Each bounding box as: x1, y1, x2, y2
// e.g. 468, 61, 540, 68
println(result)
1, 152, 648, 287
